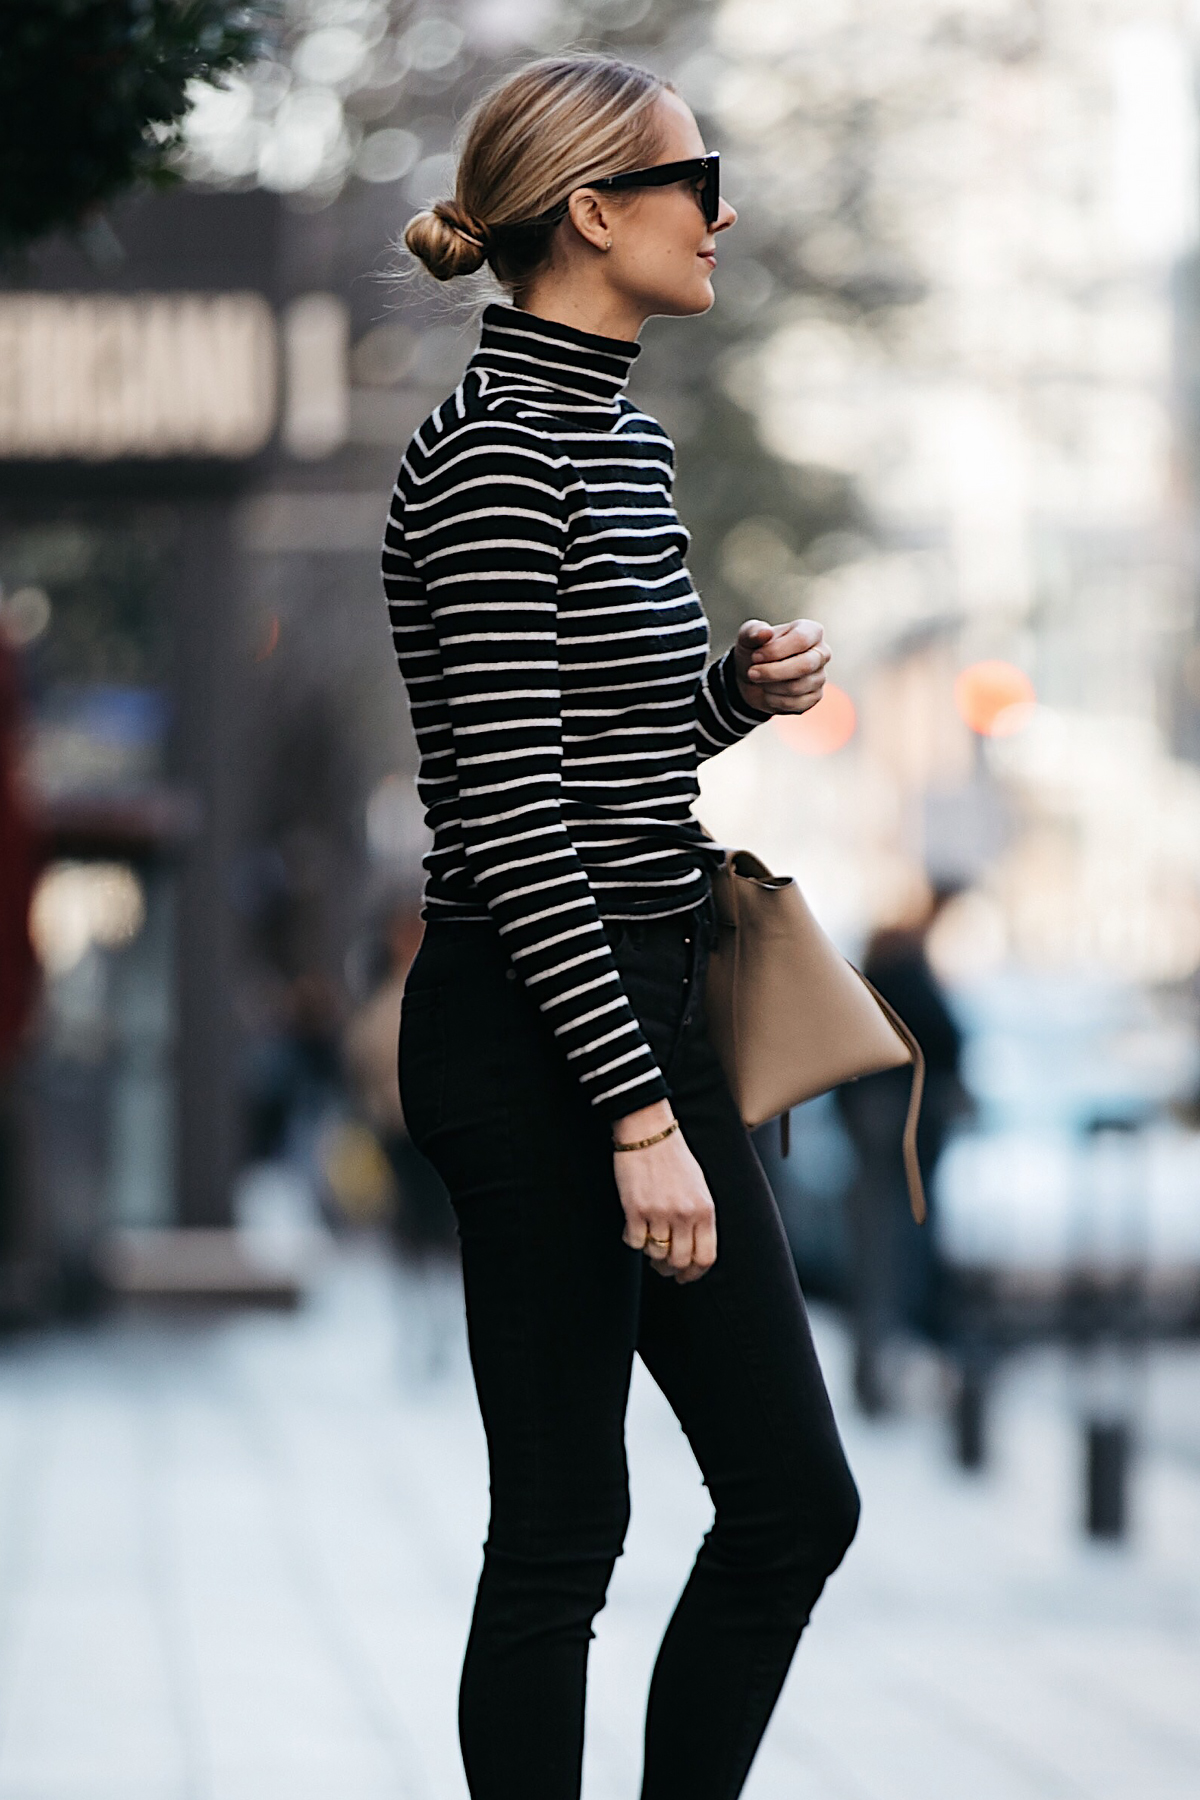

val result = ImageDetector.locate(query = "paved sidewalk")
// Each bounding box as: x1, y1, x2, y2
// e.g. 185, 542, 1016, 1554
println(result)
0, 1241, 1196, 1800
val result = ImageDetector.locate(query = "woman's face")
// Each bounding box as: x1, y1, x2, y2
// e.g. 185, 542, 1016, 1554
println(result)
589, 92, 737, 320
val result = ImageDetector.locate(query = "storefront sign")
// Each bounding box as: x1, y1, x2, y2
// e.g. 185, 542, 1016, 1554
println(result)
0, 293, 278, 459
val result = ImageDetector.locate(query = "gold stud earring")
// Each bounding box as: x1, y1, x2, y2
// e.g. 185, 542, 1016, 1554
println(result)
604, 238, 612, 250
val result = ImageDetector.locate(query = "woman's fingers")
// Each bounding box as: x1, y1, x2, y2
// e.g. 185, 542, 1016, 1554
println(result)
632, 1211, 716, 1281
642, 1218, 673, 1264
747, 620, 826, 664
750, 639, 828, 672
745, 642, 830, 688
648, 1238, 676, 1277
745, 669, 822, 699
735, 618, 774, 655
671, 1219, 717, 1283
667, 1220, 695, 1273
746, 644, 831, 713
737, 617, 827, 697
692, 1211, 717, 1272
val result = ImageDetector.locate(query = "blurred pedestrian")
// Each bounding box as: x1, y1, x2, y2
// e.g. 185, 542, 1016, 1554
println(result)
0, 633, 41, 1272
837, 887, 970, 1414
342, 897, 455, 1262
0, 635, 39, 1069
383, 55, 858, 1800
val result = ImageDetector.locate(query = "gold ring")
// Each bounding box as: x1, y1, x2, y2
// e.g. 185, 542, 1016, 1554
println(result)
645, 1234, 671, 1250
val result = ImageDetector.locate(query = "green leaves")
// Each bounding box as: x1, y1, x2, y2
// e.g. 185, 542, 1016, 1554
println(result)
0, 1, 272, 257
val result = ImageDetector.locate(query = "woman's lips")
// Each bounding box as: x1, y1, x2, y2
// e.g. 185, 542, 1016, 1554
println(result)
700, 252, 716, 267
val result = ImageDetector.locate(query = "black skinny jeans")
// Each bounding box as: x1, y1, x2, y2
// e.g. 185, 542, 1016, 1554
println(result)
399, 891, 860, 1800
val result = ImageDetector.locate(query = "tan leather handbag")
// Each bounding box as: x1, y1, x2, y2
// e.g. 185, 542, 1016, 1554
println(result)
704, 847, 927, 1224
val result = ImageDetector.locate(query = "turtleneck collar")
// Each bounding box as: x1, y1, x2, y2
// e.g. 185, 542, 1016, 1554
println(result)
468, 303, 640, 410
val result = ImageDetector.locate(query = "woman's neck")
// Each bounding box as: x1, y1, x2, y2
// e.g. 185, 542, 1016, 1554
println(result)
512, 275, 646, 344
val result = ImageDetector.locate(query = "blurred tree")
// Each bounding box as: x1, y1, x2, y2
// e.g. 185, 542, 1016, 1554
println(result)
0, 0, 270, 258
669, 390, 862, 650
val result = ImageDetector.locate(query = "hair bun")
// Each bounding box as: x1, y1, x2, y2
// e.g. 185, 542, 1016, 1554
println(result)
404, 201, 489, 280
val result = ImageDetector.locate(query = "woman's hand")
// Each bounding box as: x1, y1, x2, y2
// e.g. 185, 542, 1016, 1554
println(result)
733, 617, 831, 716
611, 1100, 717, 1284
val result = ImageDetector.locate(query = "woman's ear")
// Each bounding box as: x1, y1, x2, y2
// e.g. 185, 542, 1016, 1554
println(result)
566, 188, 616, 253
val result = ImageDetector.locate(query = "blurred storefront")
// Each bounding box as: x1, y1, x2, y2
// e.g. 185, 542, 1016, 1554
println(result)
0, 194, 276, 1304
0, 184, 402, 1309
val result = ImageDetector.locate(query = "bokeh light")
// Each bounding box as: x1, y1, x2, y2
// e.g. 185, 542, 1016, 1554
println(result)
771, 682, 857, 755
954, 661, 1037, 737
29, 862, 146, 975
0, 584, 51, 646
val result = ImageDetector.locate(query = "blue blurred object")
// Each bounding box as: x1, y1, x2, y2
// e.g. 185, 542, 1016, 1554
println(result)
953, 970, 1196, 1133
31, 682, 170, 796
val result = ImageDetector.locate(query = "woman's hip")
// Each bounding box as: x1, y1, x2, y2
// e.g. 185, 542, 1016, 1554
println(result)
398, 895, 720, 1207
401, 895, 717, 1084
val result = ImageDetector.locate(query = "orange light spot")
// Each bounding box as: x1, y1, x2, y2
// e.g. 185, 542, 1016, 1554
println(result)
771, 683, 857, 756
953, 660, 1035, 736
254, 615, 280, 661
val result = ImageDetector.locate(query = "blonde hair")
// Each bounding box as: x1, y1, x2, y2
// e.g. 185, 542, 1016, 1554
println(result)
404, 55, 669, 288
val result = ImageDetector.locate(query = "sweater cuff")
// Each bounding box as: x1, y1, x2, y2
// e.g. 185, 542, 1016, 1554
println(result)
717, 646, 771, 731
589, 1064, 671, 1124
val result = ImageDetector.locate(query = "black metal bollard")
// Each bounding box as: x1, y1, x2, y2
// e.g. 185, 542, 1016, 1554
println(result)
1070, 1116, 1147, 1547
1085, 1417, 1131, 1540
954, 1359, 988, 1470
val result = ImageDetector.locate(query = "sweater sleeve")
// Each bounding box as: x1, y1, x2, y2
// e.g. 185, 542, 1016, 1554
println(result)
400, 418, 671, 1121
695, 643, 770, 762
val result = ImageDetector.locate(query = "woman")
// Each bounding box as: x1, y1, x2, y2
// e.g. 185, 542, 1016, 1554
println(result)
384, 54, 860, 1800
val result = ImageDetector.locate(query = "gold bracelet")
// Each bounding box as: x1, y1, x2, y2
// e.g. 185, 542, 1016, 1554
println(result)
613, 1118, 680, 1152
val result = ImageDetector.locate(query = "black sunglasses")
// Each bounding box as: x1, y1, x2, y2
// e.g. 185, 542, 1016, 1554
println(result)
529, 153, 721, 232
592, 153, 721, 228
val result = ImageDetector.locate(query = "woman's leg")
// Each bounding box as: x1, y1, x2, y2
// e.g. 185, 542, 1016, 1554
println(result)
401, 905, 859, 1799
627, 930, 861, 1799
399, 923, 642, 1800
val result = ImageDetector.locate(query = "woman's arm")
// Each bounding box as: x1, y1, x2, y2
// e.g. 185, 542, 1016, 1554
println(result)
397, 416, 671, 1121
695, 636, 772, 760
696, 618, 832, 758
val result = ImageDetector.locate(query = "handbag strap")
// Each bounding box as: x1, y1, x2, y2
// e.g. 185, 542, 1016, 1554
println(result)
722, 849, 744, 1072
855, 976, 928, 1226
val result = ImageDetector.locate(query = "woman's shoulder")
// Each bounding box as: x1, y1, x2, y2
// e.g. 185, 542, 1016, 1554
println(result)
403, 379, 565, 457
613, 398, 676, 468
395, 384, 573, 505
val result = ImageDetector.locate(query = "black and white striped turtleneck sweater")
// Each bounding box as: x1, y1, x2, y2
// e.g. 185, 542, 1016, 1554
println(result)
382, 303, 766, 1120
